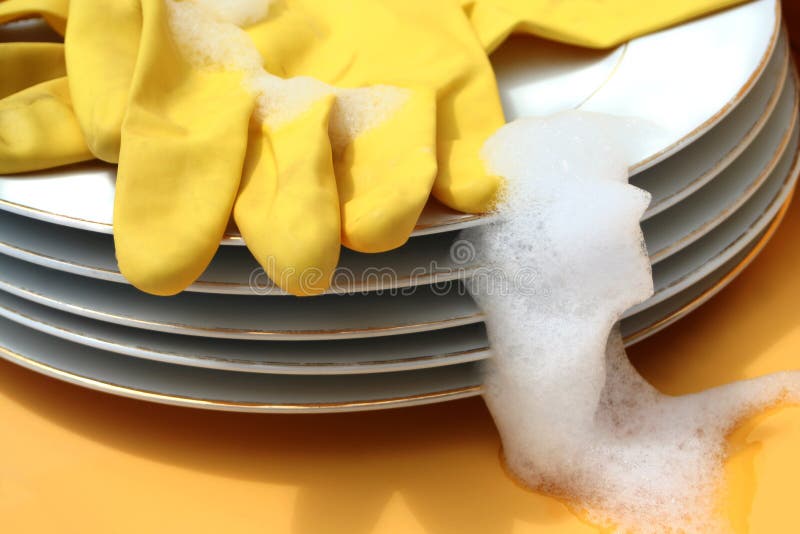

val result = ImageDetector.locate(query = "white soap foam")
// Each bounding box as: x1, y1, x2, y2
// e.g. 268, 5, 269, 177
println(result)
465, 111, 800, 532
193, 0, 271, 27
166, 0, 408, 153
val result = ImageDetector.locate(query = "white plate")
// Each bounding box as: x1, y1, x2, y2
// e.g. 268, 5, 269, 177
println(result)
0, 260, 483, 340
2, 77, 793, 297
494, 0, 780, 172
0, 292, 490, 375
0, 203, 789, 413
643, 69, 797, 263
0, 317, 483, 413
0, 0, 780, 239
636, 33, 789, 219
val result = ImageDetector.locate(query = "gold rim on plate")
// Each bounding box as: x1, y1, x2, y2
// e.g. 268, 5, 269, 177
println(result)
649, 66, 798, 263
623, 182, 795, 346
643, 32, 790, 219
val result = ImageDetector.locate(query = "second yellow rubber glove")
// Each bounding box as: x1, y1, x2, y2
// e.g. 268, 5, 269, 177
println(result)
460, 0, 751, 53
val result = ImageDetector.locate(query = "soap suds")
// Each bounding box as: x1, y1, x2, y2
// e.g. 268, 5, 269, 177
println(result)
192, 0, 271, 26
465, 112, 800, 532
166, 0, 408, 153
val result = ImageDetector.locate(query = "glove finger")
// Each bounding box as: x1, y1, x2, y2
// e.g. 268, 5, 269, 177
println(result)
0, 42, 64, 99
234, 90, 341, 297
0, 0, 68, 35
114, 0, 254, 296
65, 0, 142, 163
333, 86, 437, 252
433, 48, 505, 213
0, 76, 93, 174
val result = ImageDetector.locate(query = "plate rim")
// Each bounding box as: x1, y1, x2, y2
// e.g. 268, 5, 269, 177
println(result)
626, 120, 800, 317
0, 296, 492, 375
648, 68, 798, 264
640, 31, 790, 220
623, 181, 795, 345
626, 0, 782, 174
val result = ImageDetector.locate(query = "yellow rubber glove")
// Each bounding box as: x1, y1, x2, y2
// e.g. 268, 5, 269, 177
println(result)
0, 42, 64, 99
460, 0, 750, 53
113, 0, 254, 296
0, 0, 68, 35
0, 77, 93, 173
65, 0, 142, 163
247, 0, 487, 247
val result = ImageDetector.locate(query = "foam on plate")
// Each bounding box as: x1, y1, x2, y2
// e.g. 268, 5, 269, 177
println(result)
166, 0, 408, 152
464, 112, 800, 532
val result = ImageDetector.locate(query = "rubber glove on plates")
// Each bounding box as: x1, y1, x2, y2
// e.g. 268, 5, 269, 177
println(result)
459, 0, 750, 53
247, 0, 499, 247
113, 0, 254, 296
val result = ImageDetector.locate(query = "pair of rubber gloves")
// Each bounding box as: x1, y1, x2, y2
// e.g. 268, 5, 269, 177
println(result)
0, 0, 747, 296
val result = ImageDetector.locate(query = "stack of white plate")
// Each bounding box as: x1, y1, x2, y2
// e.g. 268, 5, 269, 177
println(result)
0, 0, 796, 412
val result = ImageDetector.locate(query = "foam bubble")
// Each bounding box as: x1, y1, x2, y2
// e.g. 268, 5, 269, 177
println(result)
166, 0, 408, 150
466, 111, 800, 532
193, 0, 271, 27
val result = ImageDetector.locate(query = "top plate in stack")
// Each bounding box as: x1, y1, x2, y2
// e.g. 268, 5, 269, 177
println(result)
0, 0, 795, 412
